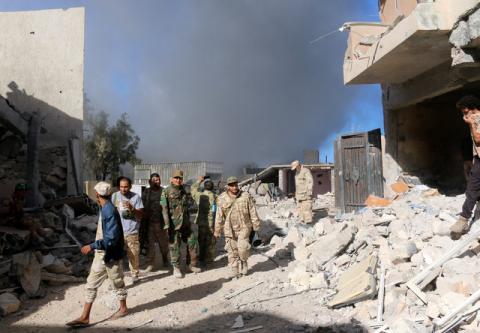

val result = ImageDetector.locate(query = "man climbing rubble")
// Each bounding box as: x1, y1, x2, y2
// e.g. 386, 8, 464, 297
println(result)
161, 170, 201, 278
452, 95, 480, 240
66, 181, 127, 327
214, 176, 261, 278
291, 160, 314, 224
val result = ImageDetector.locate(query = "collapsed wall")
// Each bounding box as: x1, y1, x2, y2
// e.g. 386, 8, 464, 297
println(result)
0, 7, 85, 201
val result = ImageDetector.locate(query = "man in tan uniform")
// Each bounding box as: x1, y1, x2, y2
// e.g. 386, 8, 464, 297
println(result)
214, 176, 260, 278
291, 160, 314, 224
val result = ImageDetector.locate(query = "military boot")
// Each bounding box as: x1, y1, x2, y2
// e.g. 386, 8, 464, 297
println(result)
173, 266, 183, 279
144, 264, 154, 273
451, 216, 469, 240
229, 263, 239, 280
240, 261, 248, 276
188, 251, 202, 273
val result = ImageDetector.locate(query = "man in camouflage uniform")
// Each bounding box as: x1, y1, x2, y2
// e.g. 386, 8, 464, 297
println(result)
161, 170, 200, 278
291, 160, 313, 224
191, 176, 217, 266
214, 176, 260, 278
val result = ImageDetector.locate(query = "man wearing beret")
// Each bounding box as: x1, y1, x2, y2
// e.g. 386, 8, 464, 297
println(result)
214, 176, 261, 278
161, 170, 201, 278
67, 181, 127, 327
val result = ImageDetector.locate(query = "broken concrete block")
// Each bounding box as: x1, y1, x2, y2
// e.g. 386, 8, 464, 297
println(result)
390, 241, 418, 264
328, 254, 378, 308
388, 220, 409, 240
0, 293, 21, 316
432, 219, 453, 236
12, 251, 41, 297
436, 275, 477, 297
284, 227, 301, 245
383, 288, 407, 320
0, 227, 31, 254
269, 235, 283, 247
309, 272, 327, 289
293, 243, 311, 262
309, 224, 357, 267
288, 264, 311, 291
391, 318, 425, 333
438, 292, 468, 316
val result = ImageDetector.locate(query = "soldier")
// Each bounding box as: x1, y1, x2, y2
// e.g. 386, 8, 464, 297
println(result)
191, 176, 217, 266
161, 170, 201, 278
291, 160, 313, 224
142, 173, 170, 272
111, 177, 144, 282
214, 176, 260, 279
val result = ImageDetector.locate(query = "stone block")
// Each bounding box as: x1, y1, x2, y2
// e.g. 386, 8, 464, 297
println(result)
328, 254, 377, 308
0, 293, 20, 316
309, 224, 356, 267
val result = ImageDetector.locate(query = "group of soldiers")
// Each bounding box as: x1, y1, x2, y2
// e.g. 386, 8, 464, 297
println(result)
66, 161, 313, 326
66, 170, 262, 327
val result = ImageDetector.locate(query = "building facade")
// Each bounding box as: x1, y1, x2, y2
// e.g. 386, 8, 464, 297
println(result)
343, 0, 480, 192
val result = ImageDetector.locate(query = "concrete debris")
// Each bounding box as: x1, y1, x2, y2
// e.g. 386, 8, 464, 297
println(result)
0, 292, 21, 316
251, 179, 480, 331
328, 255, 378, 308
231, 315, 245, 329
0, 189, 98, 316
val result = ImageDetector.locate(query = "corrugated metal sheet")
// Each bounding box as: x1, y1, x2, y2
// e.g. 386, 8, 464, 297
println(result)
134, 161, 223, 186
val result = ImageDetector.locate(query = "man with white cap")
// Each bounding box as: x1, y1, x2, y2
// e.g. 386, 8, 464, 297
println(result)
67, 181, 127, 327
291, 160, 314, 224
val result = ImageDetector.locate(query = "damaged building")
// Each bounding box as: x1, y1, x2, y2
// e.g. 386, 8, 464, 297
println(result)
342, 0, 480, 193
0, 8, 85, 206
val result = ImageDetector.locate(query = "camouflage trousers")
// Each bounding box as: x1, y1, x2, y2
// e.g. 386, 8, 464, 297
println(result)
146, 222, 170, 266
124, 233, 140, 277
297, 199, 313, 223
225, 234, 251, 268
85, 251, 126, 303
198, 223, 216, 263
169, 224, 199, 268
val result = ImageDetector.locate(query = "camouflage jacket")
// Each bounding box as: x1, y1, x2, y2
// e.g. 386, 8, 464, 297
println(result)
215, 190, 260, 238
295, 166, 313, 201
191, 180, 216, 228
160, 185, 189, 230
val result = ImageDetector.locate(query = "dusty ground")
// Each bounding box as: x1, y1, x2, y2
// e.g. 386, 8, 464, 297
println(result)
0, 236, 364, 333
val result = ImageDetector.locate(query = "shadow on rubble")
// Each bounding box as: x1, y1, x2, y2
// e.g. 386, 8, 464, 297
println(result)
0, 311, 368, 333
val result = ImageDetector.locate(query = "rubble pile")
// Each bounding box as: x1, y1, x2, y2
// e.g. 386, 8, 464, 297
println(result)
258, 183, 480, 332
0, 196, 98, 317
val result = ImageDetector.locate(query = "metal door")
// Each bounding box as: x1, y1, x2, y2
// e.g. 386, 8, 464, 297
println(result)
335, 128, 383, 213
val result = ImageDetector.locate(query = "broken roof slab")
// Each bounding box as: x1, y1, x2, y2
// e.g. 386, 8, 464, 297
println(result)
343, 0, 480, 85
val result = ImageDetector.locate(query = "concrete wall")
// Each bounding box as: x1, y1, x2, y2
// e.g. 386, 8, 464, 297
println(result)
0, 8, 85, 198
380, 0, 418, 25
383, 90, 472, 193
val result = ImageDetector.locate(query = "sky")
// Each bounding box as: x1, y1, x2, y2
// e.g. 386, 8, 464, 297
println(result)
0, 0, 383, 174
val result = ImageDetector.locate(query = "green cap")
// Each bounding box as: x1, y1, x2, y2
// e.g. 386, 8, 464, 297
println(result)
172, 170, 184, 178
226, 176, 238, 185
